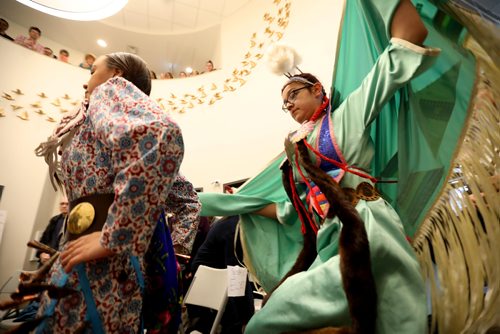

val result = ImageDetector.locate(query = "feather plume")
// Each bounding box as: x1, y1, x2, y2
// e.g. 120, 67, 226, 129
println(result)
265, 43, 301, 76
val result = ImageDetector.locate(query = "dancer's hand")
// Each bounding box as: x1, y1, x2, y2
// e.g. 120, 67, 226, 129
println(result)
39, 252, 51, 264
61, 232, 113, 272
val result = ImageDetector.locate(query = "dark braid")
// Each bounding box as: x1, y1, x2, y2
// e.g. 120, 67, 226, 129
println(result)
261, 161, 318, 306
294, 139, 377, 334
276, 138, 377, 334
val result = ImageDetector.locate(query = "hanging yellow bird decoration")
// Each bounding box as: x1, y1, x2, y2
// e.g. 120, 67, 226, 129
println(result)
17, 111, 29, 120
2, 93, 14, 101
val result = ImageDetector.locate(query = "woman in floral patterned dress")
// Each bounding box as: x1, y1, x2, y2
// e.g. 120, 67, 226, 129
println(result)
35, 53, 199, 333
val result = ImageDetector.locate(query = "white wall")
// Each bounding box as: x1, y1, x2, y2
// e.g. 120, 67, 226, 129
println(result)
154, 0, 341, 191
0, 0, 342, 284
0, 39, 90, 283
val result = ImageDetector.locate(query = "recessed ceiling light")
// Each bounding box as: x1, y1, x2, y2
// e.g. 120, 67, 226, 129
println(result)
97, 39, 108, 47
16, 0, 128, 21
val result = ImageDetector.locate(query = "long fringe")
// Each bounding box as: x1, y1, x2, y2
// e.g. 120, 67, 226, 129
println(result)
413, 33, 500, 333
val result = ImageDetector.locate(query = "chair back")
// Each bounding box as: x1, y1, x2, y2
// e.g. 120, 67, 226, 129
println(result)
184, 265, 228, 334
0, 270, 22, 298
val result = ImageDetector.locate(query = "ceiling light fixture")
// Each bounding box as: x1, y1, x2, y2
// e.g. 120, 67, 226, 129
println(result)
97, 39, 108, 47
16, 0, 129, 21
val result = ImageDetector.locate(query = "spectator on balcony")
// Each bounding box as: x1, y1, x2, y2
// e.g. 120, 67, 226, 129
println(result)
79, 53, 96, 70
0, 18, 14, 41
59, 49, 70, 63
43, 47, 57, 59
14, 26, 44, 54
160, 72, 174, 79
205, 60, 215, 73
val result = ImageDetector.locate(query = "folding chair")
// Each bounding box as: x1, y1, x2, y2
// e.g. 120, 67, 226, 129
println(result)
183, 265, 228, 334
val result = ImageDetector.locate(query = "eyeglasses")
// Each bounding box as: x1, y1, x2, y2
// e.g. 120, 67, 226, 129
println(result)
282, 85, 311, 112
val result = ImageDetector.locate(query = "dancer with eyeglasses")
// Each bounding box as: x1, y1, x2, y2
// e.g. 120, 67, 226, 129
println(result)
199, 0, 441, 332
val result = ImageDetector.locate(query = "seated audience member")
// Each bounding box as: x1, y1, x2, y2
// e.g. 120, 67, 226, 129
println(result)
178, 71, 187, 78
43, 47, 56, 58
58, 49, 69, 63
150, 70, 157, 79
14, 26, 44, 54
37, 196, 69, 264
205, 60, 215, 73
0, 18, 14, 41
189, 216, 255, 334
79, 53, 96, 70
12, 196, 69, 322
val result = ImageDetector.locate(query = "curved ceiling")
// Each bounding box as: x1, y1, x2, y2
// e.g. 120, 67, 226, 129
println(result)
1, 0, 254, 73
102, 0, 252, 34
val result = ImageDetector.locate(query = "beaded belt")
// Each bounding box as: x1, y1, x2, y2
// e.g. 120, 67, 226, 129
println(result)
67, 193, 114, 241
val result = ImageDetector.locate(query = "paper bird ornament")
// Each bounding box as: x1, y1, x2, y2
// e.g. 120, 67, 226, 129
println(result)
17, 111, 29, 120
2, 93, 14, 101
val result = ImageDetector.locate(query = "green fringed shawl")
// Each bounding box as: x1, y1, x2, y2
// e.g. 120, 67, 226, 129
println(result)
200, 0, 475, 291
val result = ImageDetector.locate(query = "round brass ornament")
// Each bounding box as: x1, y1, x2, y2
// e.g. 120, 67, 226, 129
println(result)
67, 202, 95, 234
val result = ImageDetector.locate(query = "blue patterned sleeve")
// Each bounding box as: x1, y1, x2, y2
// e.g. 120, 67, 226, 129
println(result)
164, 174, 201, 255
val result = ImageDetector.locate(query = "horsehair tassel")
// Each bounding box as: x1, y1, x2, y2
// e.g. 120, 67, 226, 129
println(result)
0, 294, 39, 311
262, 161, 318, 306
13, 283, 77, 300
5, 316, 47, 334
27, 240, 57, 256
23, 252, 60, 284
295, 139, 377, 334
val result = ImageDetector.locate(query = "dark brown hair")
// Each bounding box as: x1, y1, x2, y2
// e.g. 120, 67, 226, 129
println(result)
287, 73, 327, 97
29, 26, 41, 35
105, 52, 152, 96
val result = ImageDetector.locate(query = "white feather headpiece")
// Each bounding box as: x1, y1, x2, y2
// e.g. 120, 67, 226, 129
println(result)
265, 43, 302, 77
